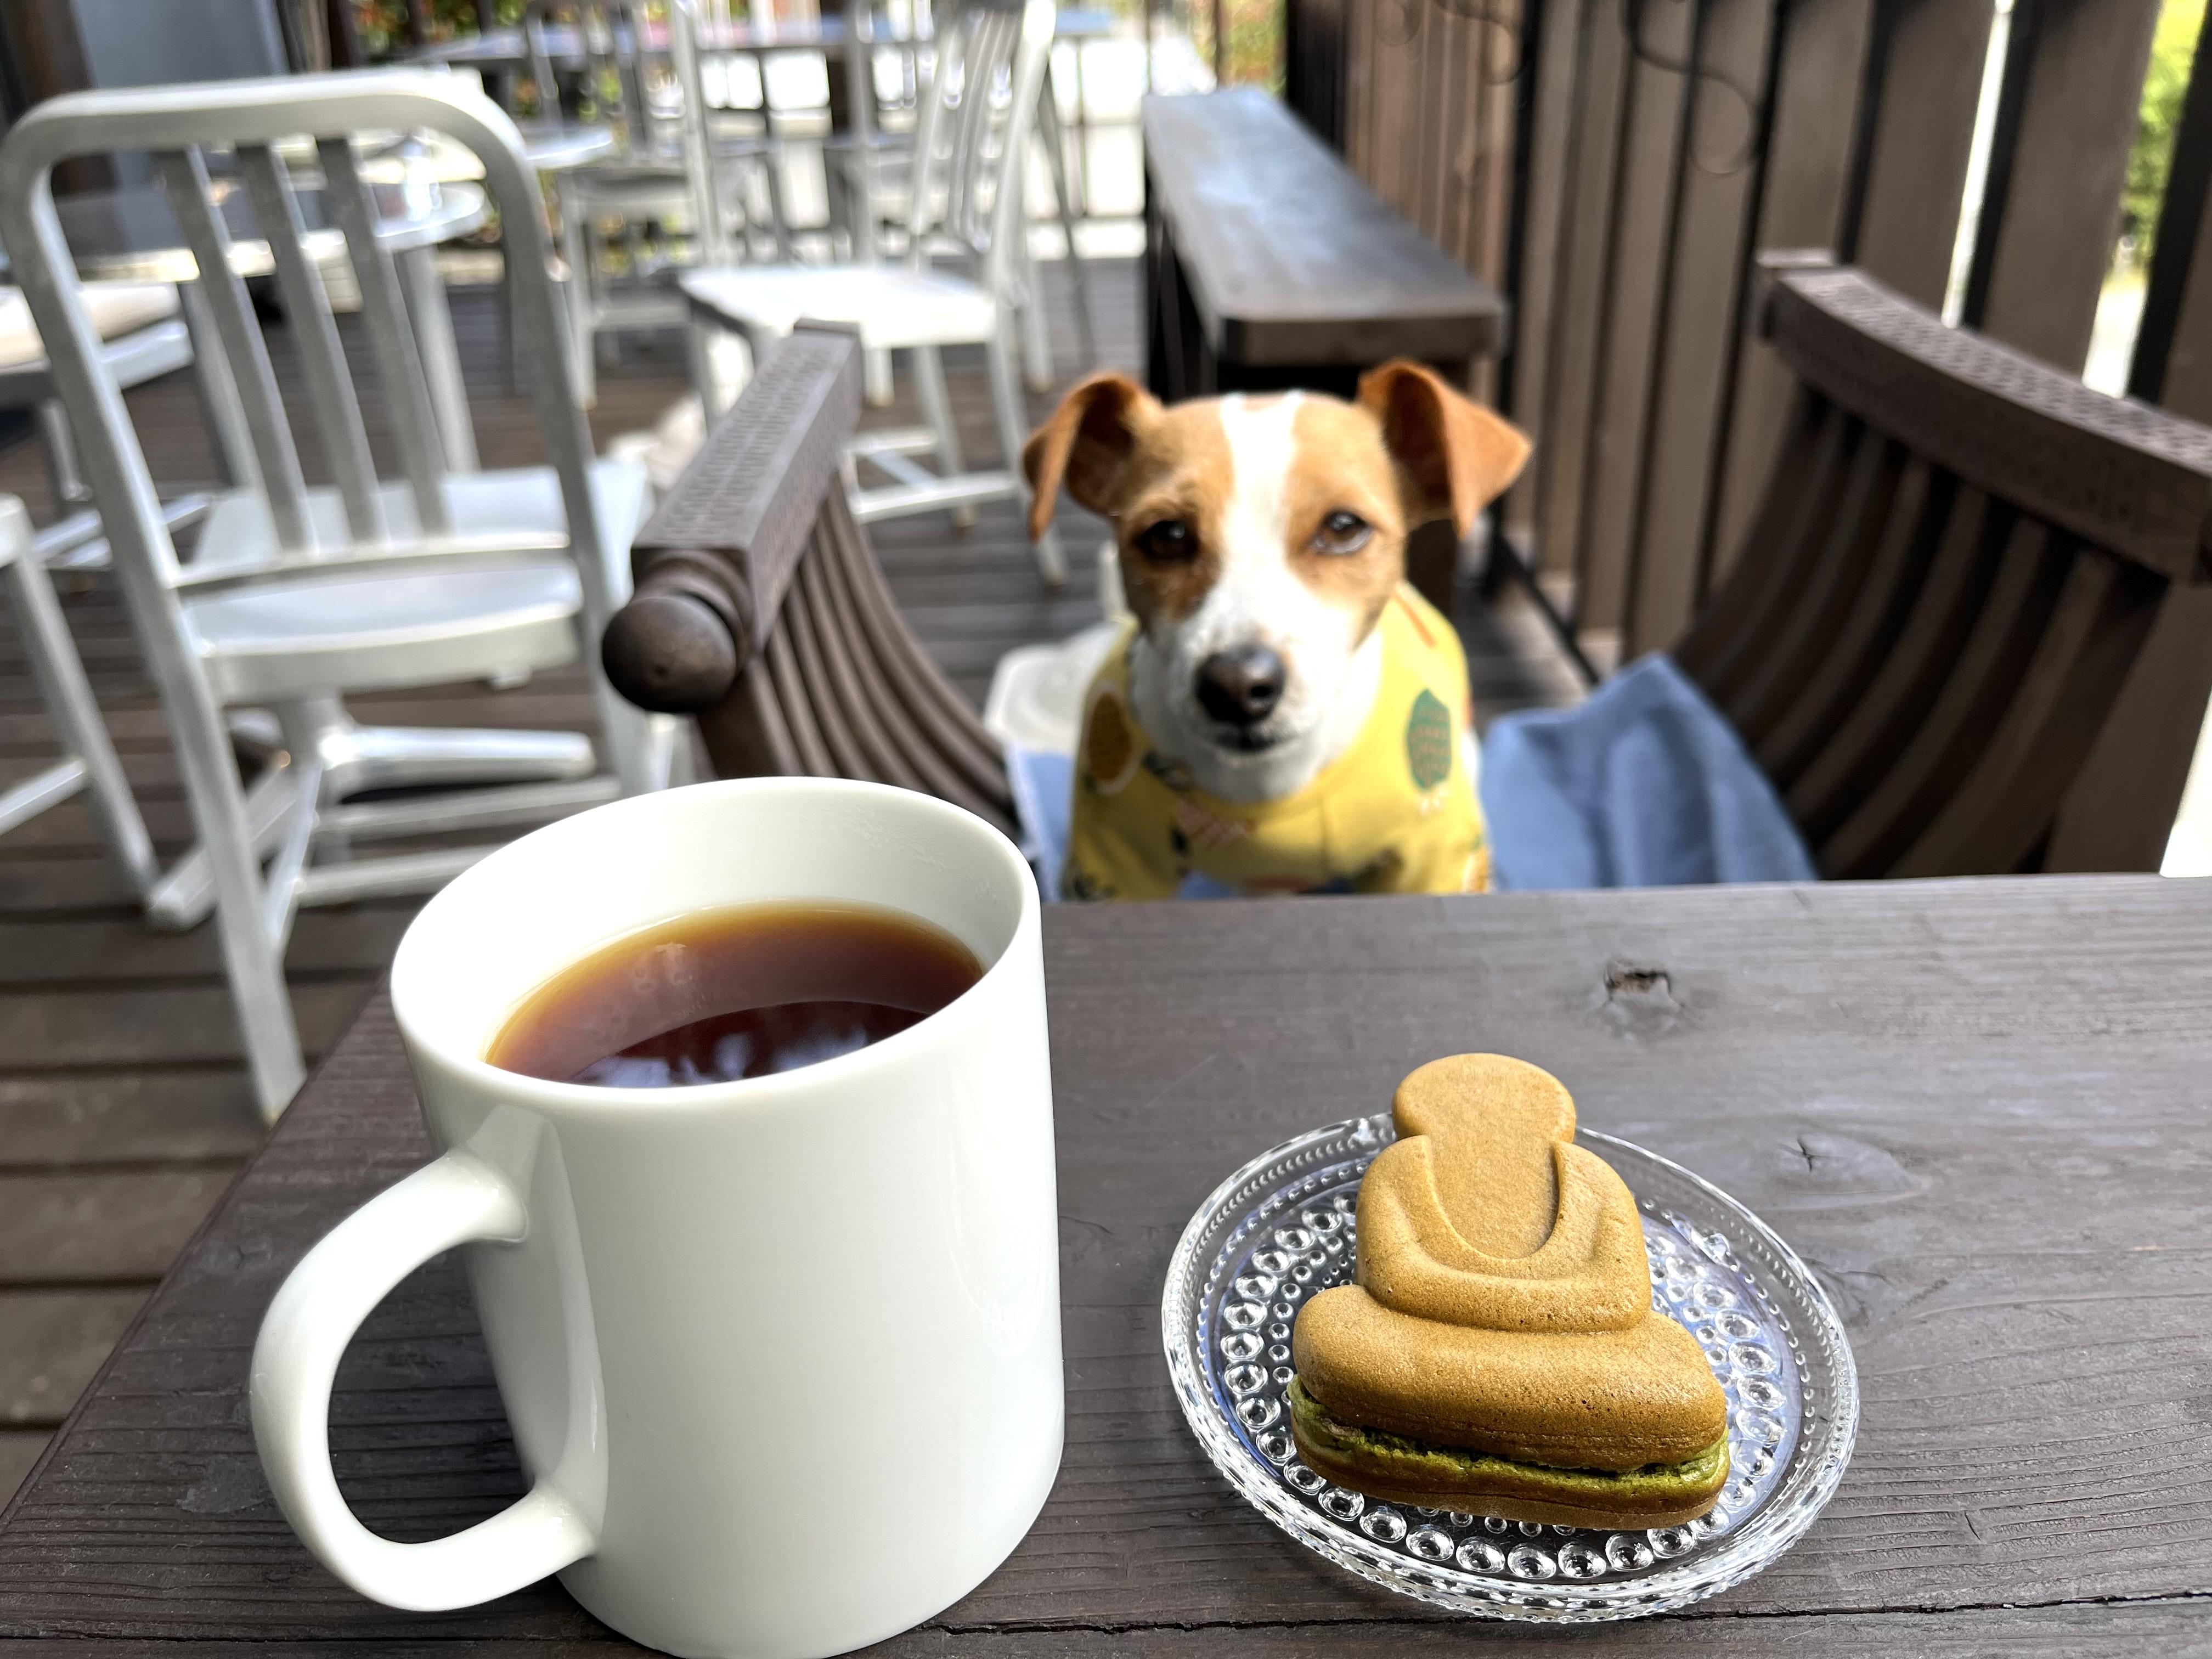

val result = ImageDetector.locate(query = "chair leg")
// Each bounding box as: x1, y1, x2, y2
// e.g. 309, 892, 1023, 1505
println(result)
864, 347, 895, 407
35, 401, 90, 510
558, 173, 599, 408
1017, 240, 1054, 393
761, 140, 797, 261
2, 544, 158, 900
986, 324, 1063, 585
161, 667, 306, 1120
911, 343, 977, 528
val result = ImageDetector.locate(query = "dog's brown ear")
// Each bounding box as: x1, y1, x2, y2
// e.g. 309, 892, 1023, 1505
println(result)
1356, 360, 1531, 538
1024, 373, 1161, 540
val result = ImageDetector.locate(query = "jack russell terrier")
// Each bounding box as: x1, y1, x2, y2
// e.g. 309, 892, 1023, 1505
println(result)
1024, 360, 1531, 900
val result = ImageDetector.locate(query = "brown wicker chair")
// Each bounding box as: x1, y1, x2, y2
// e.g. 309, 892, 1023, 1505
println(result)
599, 324, 1016, 837
1675, 253, 2212, 876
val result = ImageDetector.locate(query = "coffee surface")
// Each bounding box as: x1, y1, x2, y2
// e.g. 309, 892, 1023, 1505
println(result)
487, 901, 984, 1087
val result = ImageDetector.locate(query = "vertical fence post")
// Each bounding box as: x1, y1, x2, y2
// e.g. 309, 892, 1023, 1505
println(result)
1968, 0, 2160, 371
2052, 2, 2212, 873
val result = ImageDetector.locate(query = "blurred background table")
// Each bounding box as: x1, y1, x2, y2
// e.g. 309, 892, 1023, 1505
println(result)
0, 875, 2204, 1654
12, 176, 492, 476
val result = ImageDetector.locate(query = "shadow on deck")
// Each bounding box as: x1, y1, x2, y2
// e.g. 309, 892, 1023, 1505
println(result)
0, 257, 1578, 1502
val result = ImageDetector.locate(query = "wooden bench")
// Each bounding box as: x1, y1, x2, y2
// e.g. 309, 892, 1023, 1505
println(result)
1672, 252, 2212, 876
1142, 88, 1508, 607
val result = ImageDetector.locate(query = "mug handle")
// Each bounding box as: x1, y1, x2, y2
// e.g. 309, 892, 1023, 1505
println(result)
250, 1150, 597, 1611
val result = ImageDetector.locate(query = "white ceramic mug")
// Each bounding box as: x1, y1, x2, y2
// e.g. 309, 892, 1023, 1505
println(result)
251, 778, 1063, 1659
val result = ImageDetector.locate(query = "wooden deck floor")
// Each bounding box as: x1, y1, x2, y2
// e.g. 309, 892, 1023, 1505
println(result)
0, 258, 1579, 1505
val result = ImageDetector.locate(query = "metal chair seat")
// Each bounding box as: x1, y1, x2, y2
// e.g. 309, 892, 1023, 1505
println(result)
183, 458, 647, 701
187, 562, 578, 702
681, 263, 999, 350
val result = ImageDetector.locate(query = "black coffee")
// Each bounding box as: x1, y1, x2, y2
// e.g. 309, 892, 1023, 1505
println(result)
487, 901, 984, 1087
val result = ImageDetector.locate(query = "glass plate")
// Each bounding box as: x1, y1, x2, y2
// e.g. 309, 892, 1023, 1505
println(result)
1161, 1115, 1858, 1621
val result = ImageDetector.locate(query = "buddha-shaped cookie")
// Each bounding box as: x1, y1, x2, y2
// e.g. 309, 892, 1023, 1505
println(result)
1289, 1054, 1730, 1527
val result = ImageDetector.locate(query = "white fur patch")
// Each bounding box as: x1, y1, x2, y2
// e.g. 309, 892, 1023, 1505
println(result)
1126, 393, 1384, 803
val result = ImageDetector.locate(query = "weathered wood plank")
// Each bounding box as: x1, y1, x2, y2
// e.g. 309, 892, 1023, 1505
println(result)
0, 913, 415, 985
2, 879, 2209, 1649
1141, 90, 1507, 368
0, 1437, 47, 1514
0, 1171, 237, 1284
0, 1597, 2209, 1656
0, 1293, 148, 1427
0, 983, 371, 1069
0, 1073, 264, 1169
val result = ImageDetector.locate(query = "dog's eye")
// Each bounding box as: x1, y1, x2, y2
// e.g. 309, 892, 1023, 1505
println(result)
1313, 510, 1372, 555
1138, 518, 1195, 561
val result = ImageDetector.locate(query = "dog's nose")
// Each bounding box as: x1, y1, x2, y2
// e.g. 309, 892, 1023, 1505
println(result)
1197, 645, 1286, 728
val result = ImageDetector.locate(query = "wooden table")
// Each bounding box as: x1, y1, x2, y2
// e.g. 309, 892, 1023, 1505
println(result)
1142, 90, 1509, 609
1142, 89, 1508, 400
2, 877, 2207, 1653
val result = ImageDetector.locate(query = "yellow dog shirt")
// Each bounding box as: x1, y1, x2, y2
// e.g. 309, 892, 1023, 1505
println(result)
1063, 586, 1489, 900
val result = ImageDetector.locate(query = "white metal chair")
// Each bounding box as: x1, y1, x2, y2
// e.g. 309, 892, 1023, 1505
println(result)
0, 282, 193, 515
0, 492, 159, 899
0, 70, 679, 1120
819, 0, 1096, 395
679, 0, 1068, 585
541, 0, 786, 404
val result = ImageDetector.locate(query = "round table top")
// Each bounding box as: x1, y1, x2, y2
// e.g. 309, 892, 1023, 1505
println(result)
367, 122, 618, 181
9, 178, 490, 284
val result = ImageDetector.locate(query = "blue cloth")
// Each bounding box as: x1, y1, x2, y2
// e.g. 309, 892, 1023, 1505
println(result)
1005, 745, 1073, 898
1479, 654, 1818, 890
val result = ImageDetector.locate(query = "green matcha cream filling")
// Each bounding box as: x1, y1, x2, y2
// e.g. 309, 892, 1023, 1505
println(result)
1287, 1379, 1729, 1499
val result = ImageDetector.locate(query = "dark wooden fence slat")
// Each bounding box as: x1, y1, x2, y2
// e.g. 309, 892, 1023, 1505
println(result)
1844, 0, 1993, 309
1704, 0, 1874, 581
1971, 0, 2161, 372
1532, 0, 1630, 591
1622, 0, 1778, 656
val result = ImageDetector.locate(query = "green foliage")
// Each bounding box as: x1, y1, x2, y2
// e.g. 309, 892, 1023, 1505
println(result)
352, 0, 525, 60
1194, 0, 1283, 92
2127, 0, 2208, 267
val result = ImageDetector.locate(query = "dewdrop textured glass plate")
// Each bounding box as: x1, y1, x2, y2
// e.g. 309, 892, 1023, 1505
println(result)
1162, 1115, 1858, 1621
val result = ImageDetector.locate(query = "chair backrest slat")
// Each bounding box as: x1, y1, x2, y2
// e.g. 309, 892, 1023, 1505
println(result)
150, 146, 313, 553
235, 143, 383, 544
1782, 482, 2008, 843
1753, 454, 1945, 788
316, 137, 450, 534
903, 0, 1049, 295
1678, 397, 1852, 692
763, 619, 838, 776
1816, 514, 2075, 877
1893, 548, 2163, 877
1725, 429, 1906, 744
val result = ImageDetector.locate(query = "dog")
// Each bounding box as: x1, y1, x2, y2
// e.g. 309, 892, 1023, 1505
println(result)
1023, 360, 1531, 900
